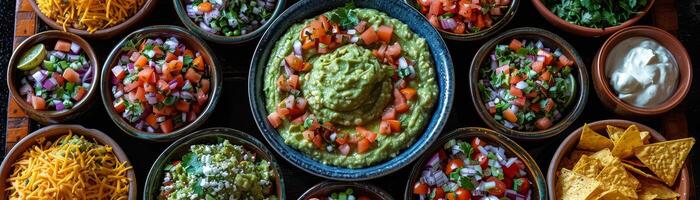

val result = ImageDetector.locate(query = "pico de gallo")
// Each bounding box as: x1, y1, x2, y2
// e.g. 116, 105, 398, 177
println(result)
16, 40, 92, 111
308, 188, 372, 200
110, 37, 211, 133
266, 5, 421, 156
185, 0, 276, 36
478, 38, 575, 131
414, 0, 512, 34
412, 137, 532, 200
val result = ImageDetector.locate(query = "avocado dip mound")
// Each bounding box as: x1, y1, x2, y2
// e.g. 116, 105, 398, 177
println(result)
263, 5, 438, 168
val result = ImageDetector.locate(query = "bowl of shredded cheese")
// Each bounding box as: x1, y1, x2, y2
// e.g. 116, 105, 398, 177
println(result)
29, 0, 158, 38
0, 124, 137, 199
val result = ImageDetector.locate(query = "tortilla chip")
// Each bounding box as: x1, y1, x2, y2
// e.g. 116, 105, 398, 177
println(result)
557, 168, 601, 200
607, 125, 625, 142
611, 125, 643, 158
640, 131, 650, 144
597, 189, 634, 200
634, 138, 696, 186
569, 150, 595, 163
639, 193, 658, 200
590, 149, 617, 167
573, 155, 603, 178
639, 178, 680, 200
578, 124, 614, 151
595, 160, 639, 193
623, 162, 663, 182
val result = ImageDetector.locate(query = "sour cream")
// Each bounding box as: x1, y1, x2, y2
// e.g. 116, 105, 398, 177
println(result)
605, 37, 678, 108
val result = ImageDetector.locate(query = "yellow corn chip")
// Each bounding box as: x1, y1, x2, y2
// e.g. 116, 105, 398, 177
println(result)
639, 193, 658, 200
634, 138, 696, 186
570, 150, 595, 164
640, 131, 650, 144
595, 160, 639, 193
590, 149, 617, 167
597, 189, 634, 200
622, 162, 663, 182
557, 168, 601, 200
578, 124, 614, 151
611, 125, 643, 158
607, 125, 625, 142
639, 178, 680, 200
573, 155, 603, 178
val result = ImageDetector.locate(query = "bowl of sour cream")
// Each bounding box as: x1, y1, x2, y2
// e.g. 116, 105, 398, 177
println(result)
592, 25, 692, 117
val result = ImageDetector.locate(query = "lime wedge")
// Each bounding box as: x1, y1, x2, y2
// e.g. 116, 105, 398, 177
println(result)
17, 43, 46, 71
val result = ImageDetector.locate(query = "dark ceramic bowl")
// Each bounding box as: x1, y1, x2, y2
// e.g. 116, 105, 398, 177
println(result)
404, 127, 547, 199
7, 30, 100, 124
143, 127, 285, 199
299, 181, 394, 200
592, 26, 692, 117
173, 0, 286, 44
0, 124, 137, 200
469, 27, 589, 140
403, 0, 520, 41
547, 119, 691, 199
100, 25, 222, 141
249, 0, 454, 180
531, 0, 655, 37
28, 0, 158, 39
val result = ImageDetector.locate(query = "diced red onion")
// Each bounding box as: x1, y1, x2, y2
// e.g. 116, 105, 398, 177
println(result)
350, 36, 359, 43
505, 190, 527, 200
536, 55, 545, 62
181, 112, 187, 122
51, 51, 66, 59
43, 78, 57, 90
477, 146, 488, 156
295, 97, 306, 109
284, 95, 295, 108
70, 42, 81, 54
54, 100, 65, 111
199, 22, 215, 33
114, 90, 124, 98
515, 81, 528, 89
127, 63, 136, 73
157, 116, 166, 123
135, 120, 145, 130
147, 126, 155, 133
67, 54, 81, 62
346, 29, 356, 35
32, 71, 47, 83
504, 157, 517, 168
20, 84, 33, 95
398, 57, 408, 69
426, 152, 441, 168
146, 93, 157, 104
293, 40, 303, 57
339, 144, 350, 155
439, 18, 457, 30
129, 51, 140, 62
181, 91, 194, 100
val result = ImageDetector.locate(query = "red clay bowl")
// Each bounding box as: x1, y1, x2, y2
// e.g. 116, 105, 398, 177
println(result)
531, 0, 655, 37
0, 124, 137, 199
592, 26, 692, 117
547, 119, 690, 199
7, 31, 100, 124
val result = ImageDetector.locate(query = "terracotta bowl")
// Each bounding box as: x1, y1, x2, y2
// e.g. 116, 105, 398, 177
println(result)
6, 31, 100, 124
0, 124, 137, 199
531, 0, 655, 37
469, 27, 589, 140
28, 0, 158, 39
299, 181, 394, 200
143, 127, 285, 199
173, 0, 286, 44
592, 26, 692, 117
404, 127, 547, 199
403, 0, 520, 41
547, 119, 691, 199
100, 25, 222, 141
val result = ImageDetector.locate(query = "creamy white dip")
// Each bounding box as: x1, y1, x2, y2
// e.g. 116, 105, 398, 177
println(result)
605, 37, 678, 108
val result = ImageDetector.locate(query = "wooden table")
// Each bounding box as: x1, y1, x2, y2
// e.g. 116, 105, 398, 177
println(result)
5, 0, 695, 198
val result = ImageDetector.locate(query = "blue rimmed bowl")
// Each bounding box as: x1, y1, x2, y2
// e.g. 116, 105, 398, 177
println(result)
248, 0, 454, 180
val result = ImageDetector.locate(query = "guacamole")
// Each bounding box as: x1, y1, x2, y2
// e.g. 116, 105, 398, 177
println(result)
263, 6, 438, 168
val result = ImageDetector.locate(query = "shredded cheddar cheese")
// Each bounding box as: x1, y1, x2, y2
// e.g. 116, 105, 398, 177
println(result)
6, 131, 132, 199
35, 0, 145, 33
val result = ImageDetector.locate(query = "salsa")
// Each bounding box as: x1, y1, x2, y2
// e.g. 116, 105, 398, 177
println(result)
412, 137, 532, 200
308, 188, 371, 200
266, 5, 425, 156
414, 0, 511, 34
16, 40, 92, 111
110, 37, 211, 133
478, 38, 575, 131
185, 0, 276, 36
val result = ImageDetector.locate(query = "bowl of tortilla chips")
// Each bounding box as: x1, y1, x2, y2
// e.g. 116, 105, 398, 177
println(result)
547, 119, 694, 200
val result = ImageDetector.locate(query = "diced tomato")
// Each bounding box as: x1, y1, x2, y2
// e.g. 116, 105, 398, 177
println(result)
31, 96, 46, 110
168, 60, 184, 73
385, 42, 402, 59
73, 86, 87, 101
557, 55, 574, 68
153, 46, 164, 58
183, 49, 194, 58
52, 72, 64, 86
432, 187, 445, 200
357, 138, 371, 153
285, 54, 304, 71
515, 177, 530, 194
360, 27, 378, 45
295, 97, 307, 111
503, 162, 519, 178
267, 112, 282, 128
413, 182, 429, 195
145, 114, 158, 128
114, 99, 126, 113
276, 108, 291, 116
544, 98, 555, 112
428, 15, 441, 29
454, 21, 466, 34
192, 56, 205, 71
445, 158, 464, 174
538, 50, 554, 65
302, 40, 317, 50
472, 137, 487, 148
165, 52, 177, 62
539, 71, 552, 82
532, 61, 544, 73
356, 126, 377, 143
429, 0, 442, 15
185, 68, 202, 83
393, 88, 408, 113
196, 90, 208, 105
487, 177, 507, 197
135, 87, 146, 102
400, 87, 417, 100
395, 103, 409, 114
502, 108, 517, 123
512, 96, 526, 107
200, 79, 210, 93
488, 105, 497, 114
62, 68, 81, 83
54, 40, 72, 52
153, 105, 174, 116
160, 119, 174, 133
530, 102, 541, 112
379, 121, 392, 135
455, 188, 470, 200
535, 117, 553, 130
198, 2, 213, 12
138, 67, 155, 84
509, 39, 523, 52
496, 65, 510, 75
509, 86, 523, 97
387, 119, 401, 132
135, 55, 148, 67
125, 80, 142, 92
143, 83, 156, 92
176, 100, 190, 112
354, 21, 367, 33
287, 74, 299, 89
381, 107, 396, 120
377, 25, 393, 43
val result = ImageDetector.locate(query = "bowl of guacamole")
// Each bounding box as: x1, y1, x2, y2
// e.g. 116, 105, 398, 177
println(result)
144, 128, 285, 200
249, 0, 454, 180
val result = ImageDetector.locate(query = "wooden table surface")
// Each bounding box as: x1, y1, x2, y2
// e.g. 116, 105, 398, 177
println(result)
4, 0, 696, 198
